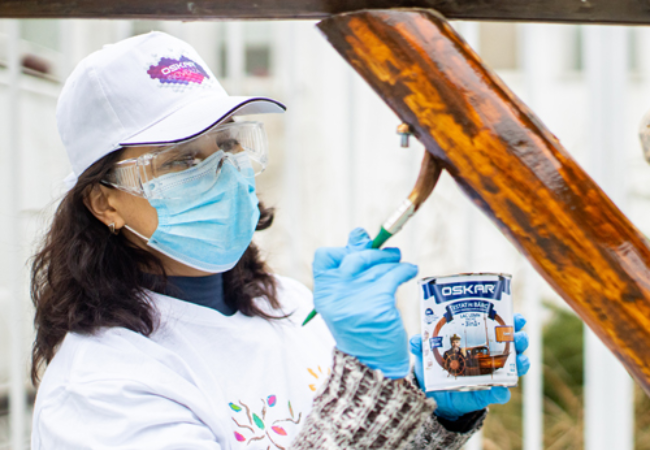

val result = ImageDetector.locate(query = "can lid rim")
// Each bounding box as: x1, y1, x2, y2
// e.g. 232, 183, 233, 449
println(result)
419, 272, 512, 283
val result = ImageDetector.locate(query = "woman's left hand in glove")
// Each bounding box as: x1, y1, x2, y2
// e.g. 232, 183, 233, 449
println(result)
409, 313, 531, 420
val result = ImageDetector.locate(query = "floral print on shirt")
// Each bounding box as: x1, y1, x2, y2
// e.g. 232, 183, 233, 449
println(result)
230, 396, 301, 450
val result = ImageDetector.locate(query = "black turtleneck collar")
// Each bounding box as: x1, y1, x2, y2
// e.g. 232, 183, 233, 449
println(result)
146, 272, 236, 316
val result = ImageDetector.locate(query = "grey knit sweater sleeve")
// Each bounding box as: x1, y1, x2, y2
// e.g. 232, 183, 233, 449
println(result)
289, 349, 485, 450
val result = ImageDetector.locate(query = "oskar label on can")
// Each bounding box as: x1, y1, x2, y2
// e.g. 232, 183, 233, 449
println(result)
419, 273, 517, 391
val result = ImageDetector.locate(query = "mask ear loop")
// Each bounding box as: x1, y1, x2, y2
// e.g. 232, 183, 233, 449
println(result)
123, 224, 150, 243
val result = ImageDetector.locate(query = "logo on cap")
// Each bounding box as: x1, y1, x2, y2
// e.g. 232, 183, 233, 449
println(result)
147, 56, 210, 85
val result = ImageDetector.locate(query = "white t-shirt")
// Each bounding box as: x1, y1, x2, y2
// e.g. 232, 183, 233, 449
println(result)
32, 276, 336, 450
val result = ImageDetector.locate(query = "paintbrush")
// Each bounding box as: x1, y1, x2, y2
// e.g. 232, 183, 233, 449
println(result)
303, 150, 443, 326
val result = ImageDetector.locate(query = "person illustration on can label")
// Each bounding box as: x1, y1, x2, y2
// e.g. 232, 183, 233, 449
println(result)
442, 334, 467, 376
443, 334, 464, 359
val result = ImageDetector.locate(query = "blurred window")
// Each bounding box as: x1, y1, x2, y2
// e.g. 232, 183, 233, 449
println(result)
568, 26, 583, 72
245, 46, 270, 77
479, 22, 519, 70
17, 19, 61, 79
243, 22, 271, 77
566, 26, 638, 75
21, 19, 60, 51
219, 22, 272, 78
218, 25, 227, 78
629, 28, 640, 74
132, 20, 164, 36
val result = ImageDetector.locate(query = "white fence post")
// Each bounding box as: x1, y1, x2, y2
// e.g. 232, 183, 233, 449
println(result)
520, 23, 547, 450
226, 22, 244, 94
6, 18, 26, 450
583, 24, 635, 450
522, 265, 542, 450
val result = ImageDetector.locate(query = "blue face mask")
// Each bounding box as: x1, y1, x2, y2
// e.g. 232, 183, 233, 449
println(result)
126, 151, 260, 273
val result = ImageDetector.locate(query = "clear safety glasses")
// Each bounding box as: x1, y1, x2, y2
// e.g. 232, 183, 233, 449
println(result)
103, 121, 268, 198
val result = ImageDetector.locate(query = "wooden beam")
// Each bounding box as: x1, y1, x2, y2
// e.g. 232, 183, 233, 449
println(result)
318, 9, 650, 395
3, 0, 650, 24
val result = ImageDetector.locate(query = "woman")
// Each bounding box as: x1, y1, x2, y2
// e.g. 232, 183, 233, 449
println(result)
30, 31, 529, 449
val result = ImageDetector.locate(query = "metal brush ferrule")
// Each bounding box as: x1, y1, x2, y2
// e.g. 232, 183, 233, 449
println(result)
383, 199, 416, 235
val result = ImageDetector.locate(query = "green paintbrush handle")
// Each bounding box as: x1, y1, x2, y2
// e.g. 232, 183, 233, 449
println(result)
302, 309, 318, 326
371, 226, 393, 249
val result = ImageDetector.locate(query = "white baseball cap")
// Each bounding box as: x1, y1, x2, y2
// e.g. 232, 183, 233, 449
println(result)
57, 31, 285, 187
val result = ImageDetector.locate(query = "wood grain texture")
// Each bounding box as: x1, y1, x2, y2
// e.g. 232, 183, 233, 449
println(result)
318, 8, 650, 395
4, 0, 650, 24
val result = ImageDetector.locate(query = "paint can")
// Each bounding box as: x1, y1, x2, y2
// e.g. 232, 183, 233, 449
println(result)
419, 273, 517, 391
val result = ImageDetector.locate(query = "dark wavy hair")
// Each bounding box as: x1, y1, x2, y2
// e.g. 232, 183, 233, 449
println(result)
30, 150, 279, 385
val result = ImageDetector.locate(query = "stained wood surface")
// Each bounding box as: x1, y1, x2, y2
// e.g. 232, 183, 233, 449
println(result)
4, 0, 650, 24
318, 8, 650, 395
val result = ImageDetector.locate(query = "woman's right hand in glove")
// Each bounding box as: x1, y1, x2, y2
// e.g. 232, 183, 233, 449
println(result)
312, 228, 418, 379
409, 314, 531, 420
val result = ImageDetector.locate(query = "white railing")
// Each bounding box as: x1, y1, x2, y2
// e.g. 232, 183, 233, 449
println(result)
6, 19, 26, 450
520, 24, 546, 450
583, 25, 635, 450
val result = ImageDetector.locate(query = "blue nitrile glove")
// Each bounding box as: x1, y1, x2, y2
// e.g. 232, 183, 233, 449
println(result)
313, 228, 418, 379
410, 313, 531, 420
